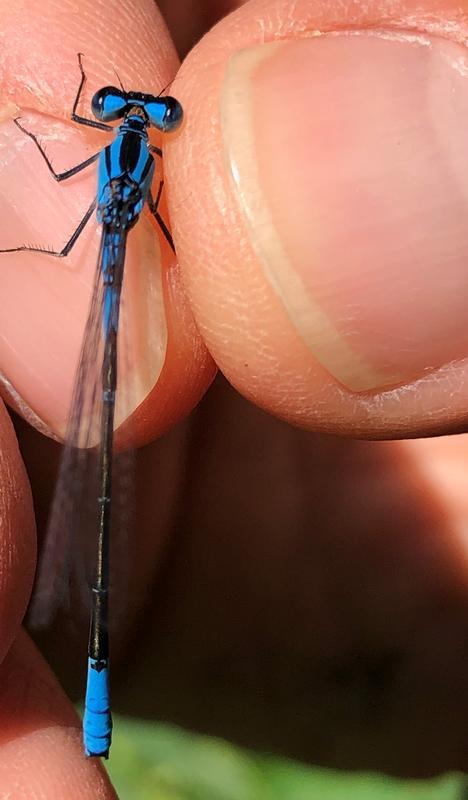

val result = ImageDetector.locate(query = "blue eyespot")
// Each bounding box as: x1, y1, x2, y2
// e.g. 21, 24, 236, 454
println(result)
145, 97, 183, 132
92, 87, 127, 122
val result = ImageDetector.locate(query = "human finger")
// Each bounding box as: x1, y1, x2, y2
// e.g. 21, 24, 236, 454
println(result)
168, 0, 468, 437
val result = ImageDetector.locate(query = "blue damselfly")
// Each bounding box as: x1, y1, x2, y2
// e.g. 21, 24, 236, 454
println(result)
0, 53, 183, 758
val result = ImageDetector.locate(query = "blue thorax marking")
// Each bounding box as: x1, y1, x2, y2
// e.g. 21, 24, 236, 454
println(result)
96, 115, 154, 226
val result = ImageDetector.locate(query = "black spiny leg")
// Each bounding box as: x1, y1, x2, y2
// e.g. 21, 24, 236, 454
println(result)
14, 119, 100, 182
2, 54, 106, 257
11, 51, 112, 180
148, 181, 175, 253
0, 199, 96, 257
12, 51, 111, 183
3, 67, 102, 257
72, 53, 112, 132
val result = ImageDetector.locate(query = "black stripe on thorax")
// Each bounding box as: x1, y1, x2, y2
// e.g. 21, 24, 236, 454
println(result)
119, 131, 142, 174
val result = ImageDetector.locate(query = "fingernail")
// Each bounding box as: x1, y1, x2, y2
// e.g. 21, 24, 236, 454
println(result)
220, 33, 468, 391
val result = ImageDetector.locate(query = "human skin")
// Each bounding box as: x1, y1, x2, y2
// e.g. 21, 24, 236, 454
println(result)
1, 0, 468, 794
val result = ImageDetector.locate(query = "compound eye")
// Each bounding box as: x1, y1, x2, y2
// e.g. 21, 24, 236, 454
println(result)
91, 87, 127, 122
162, 97, 183, 132
145, 96, 183, 132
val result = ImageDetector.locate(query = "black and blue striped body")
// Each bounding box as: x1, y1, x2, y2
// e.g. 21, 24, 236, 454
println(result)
96, 114, 155, 230
83, 113, 155, 758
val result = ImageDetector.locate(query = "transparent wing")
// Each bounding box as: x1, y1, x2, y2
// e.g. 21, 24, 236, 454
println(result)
28, 233, 133, 630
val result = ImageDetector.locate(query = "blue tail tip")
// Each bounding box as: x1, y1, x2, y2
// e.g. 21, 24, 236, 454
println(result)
83, 657, 112, 759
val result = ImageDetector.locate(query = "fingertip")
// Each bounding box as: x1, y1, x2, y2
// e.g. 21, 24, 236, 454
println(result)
168, 1, 468, 436
0, 402, 35, 660
0, 630, 116, 798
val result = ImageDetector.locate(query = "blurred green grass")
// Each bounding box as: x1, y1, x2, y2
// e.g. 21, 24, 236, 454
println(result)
106, 715, 466, 800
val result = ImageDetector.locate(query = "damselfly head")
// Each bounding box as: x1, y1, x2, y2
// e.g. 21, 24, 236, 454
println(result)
91, 86, 183, 133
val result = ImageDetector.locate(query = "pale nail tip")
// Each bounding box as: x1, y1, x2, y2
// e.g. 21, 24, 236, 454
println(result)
337, 368, 416, 394
0, 371, 60, 440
